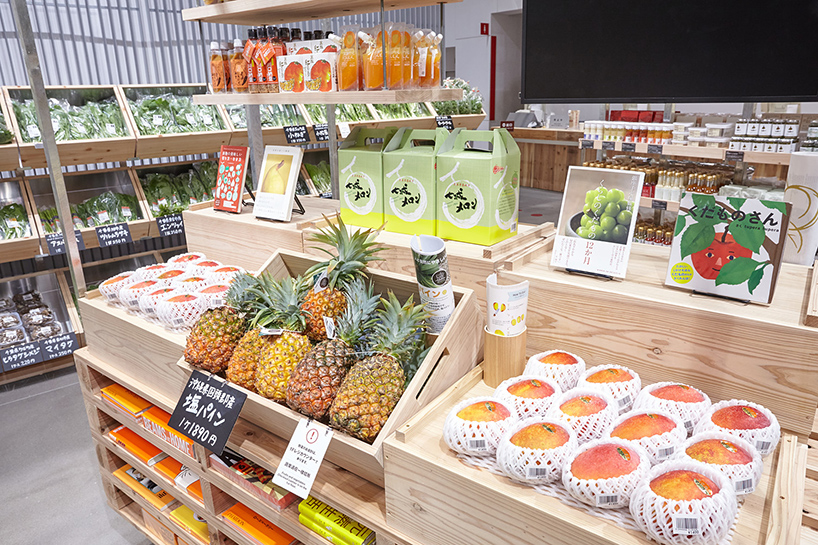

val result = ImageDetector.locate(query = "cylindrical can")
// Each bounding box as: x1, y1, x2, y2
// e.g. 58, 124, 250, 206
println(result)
410, 235, 456, 335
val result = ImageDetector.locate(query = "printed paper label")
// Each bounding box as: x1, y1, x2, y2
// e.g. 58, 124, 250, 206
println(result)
273, 419, 333, 498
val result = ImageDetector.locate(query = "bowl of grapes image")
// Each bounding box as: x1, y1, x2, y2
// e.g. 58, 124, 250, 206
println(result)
567, 182, 634, 245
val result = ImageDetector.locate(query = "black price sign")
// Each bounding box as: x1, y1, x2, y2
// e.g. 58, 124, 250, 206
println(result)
622, 142, 637, 152
725, 150, 745, 162
45, 230, 85, 256
580, 139, 594, 149
168, 370, 247, 455
95, 223, 132, 247
651, 199, 668, 210
500, 120, 515, 130
647, 144, 664, 155
284, 125, 310, 144
435, 115, 454, 130
601, 141, 615, 150
41, 332, 79, 360
313, 123, 330, 142
156, 213, 185, 237
1, 340, 44, 372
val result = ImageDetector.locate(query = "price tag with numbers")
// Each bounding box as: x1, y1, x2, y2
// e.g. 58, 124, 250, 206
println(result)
273, 418, 333, 498
156, 213, 185, 237
313, 123, 330, 142
436, 115, 454, 130
40, 332, 79, 361
1, 340, 44, 372
46, 230, 85, 256
95, 223, 132, 247
622, 142, 637, 152
284, 125, 310, 144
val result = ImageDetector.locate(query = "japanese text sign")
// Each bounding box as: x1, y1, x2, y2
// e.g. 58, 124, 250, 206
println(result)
273, 418, 333, 498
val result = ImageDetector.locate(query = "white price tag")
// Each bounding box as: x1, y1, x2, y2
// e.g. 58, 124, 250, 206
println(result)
97, 210, 110, 223
684, 420, 694, 433
105, 123, 117, 134
158, 197, 168, 207
273, 418, 333, 498
260, 328, 284, 336
323, 316, 336, 339
734, 478, 755, 494
6, 219, 19, 229
152, 114, 164, 126
338, 122, 351, 138
596, 494, 619, 507
202, 114, 213, 126
174, 466, 200, 489
617, 395, 631, 408
185, 113, 196, 125
468, 439, 487, 451
672, 516, 700, 536
27, 125, 40, 139
313, 271, 329, 293
657, 446, 675, 460
121, 206, 132, 218
756, 440, 772, 454
209, 297, 224, 309
527, 466, 550, 479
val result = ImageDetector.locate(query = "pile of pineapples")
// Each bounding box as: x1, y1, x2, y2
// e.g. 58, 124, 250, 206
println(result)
184, 217, 430, 443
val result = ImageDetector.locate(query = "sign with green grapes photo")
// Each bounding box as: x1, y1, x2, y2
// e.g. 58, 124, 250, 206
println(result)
665, 194, 791, 304
551, 166, 644, 279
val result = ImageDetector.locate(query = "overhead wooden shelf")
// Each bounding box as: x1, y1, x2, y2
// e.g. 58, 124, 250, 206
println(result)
182, 0, 462, 26
580, 139, 793, 166
193, 88, 463, 106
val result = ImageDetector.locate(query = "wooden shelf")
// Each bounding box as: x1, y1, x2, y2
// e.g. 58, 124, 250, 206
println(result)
193, 88, 463, 106
638, 196, 681, 212
580, 139, 793, 165
182, 0, 462, 26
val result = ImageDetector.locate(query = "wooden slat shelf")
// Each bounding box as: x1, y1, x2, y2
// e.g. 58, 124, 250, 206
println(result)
638, 196, 681, 212
182, 0, 462, 26
580, 139, 793, 166
193, 88, 463, 106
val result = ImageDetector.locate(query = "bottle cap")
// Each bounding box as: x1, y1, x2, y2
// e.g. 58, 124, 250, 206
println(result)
266, 26, 278, 39
233, 38, 243, 48
304, 31, 313, 40
210, 41, 220, 50
257, 26, 268, 39
247, 28, 257, 40
313, 30, 324, 39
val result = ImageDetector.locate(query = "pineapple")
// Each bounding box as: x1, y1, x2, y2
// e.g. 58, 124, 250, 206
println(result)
286, 279, 379, 421
328, 292, 429, 443
184, 272, 258, 373
250, 275, 313, 402
302, 215, 383, 342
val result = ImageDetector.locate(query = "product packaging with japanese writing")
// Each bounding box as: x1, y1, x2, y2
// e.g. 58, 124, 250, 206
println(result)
338, 127, 398, 229
410, 235, 455, 334
383, 127, 448, 235
304, 53, 338, 93
436, 128, 521, 245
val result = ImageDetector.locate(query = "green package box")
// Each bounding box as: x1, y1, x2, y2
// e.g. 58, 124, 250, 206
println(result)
436, 128, 520, 245
382, 127, 448, 236
338, 127, 398, 229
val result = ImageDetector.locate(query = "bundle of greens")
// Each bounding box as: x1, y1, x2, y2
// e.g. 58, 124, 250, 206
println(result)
225, 104, 306, 129
0, 203, 30, 239
129, 94, 225, 136
432, 78, 484, 116
12, 96, 128, 143
140, 160, 219, 216
304, 161, 331, 195
371, 103, 430, 120
0, 111, 13, 145
304, 103, 373, 125
39, 191, 141, 233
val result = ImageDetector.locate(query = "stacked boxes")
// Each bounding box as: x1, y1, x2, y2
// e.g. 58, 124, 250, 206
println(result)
338, 127, 398, 229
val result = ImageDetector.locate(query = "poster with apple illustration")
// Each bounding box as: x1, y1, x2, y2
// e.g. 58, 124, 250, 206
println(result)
665, 194, 792, 304
253, 145, 303, 222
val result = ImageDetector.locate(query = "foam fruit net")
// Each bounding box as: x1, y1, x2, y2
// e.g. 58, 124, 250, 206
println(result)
118, 280, 162, 311
133, 264, 170, 282
496, 418, 577, 484
171, 274, 213, 293
207, 267, 245, 285
675, 431, 764, 497
197, 284, 231, 309
524, 350, 586, 391
167, 252, 206, 268
155, 293, 207, 330
606, 409, 688, 465
629, 459, 737, 545
693, 400, 780, 458
577, 364, 642, 414
494, 375, 562, 420
633, 382, 712, 437
443, 397, 517, 457
562, 438, 651, 509
138, 288, 177, 319
99, 271, 136, 303
548, 387, 618, 444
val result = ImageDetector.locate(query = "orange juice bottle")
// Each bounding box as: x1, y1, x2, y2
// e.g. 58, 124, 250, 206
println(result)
411, 30, 423, 88
417, 31, 433, 88
387, 23, 403, 89
229, 39, 248, 93
402, 29, 413, 88
362, 31, 383, 91
432, 34, 443, 87
338, 28, 360, 91
209, 42, 226, 93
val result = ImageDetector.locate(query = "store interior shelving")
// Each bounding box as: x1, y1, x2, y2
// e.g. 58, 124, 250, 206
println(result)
193, 88, 464, 106
580, 138, 792, 166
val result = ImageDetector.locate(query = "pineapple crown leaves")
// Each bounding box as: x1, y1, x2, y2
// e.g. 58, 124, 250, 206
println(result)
224, 272, 262, 314
335, 278, 380, 347
245, 273, 309, 333
369, 291, 431, 362
305, 214, 385, 290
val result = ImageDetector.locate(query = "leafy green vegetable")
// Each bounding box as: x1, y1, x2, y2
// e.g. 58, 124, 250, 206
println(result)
12, 96, 128, 143
371, 103, 430, 120
432, 78, 484, 115
139, 160, 220, 215
0, 111, 12, 145
304, 103, 373, 124
304, 161, 332, 195
39, 191, 141, 233
128, 94, 225, 136
0, 202, 30, 239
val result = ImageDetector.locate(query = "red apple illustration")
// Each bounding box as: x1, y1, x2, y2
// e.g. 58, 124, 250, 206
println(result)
691, 230, 752, 280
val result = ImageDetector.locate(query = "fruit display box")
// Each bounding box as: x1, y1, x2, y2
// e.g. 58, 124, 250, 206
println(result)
383, 368, 808, 545
119, 84, 232, 160
0, 178, 42, 263
176, 249, 483, 487
2, 85, 137, 169
181, 196, 341, 272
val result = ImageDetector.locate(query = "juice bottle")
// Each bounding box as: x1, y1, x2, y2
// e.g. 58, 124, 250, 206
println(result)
254, 26, 270, 92
431, 33, 443, 87
292, 27, 303, 43
280, 27, 291, 43
314, 30, 324, 40
209, 41, 226, 93
402, 28, 413, 88
221, 42, 232, 92
267, 26, 286, 93
229, 39, 248, 93
387, 23, 403, 89
411, 30, 423, 88
245, 28, 259, 93
338, 26, 360, 91
362, 31, 383, 91
417, 31, 433, 88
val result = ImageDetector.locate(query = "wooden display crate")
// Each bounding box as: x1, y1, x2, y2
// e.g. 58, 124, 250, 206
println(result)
426, 103, 486, 130
120, 84, 232, 160
2, 85, 137, 169
365, 103, 437, 130
182, 196, 340, 272
0, 177, 43, 263
176, 249, 483, 486
299, 103, 379, 138
383, 367, 808, 545
0, 89, 20, 172
224, 103, 314, 147
24, 168, 152, 251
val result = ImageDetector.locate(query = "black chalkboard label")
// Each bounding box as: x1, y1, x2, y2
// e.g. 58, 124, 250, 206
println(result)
46, 230, 85, 256
601, 141, 615, 150
651, 199, 668, 210
500, 120, 515, 130
95, 223, 132, 247
725, 150, 745, 162
436, 116, 454, 130
284, 125, 310, 144
313, 123, 330, 142
581, 139, 594, 149
40, 332, 79, 361
1, 340, 44, 372
622, 142, 637, 152
647, 144, 664, 155
168, 370, 247, 455
156, 213, 185, 237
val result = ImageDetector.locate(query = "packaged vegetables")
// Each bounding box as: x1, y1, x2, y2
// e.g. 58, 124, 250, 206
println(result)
304, 103, 373, 124
38, 192, 141, 234
128, 94, 225, 135
0, 111, 13, 145
139, 161, 218, 216
12, 96, 128, 143
225, 104, 306, 128
432, 78, 484, 116
303, 162, 331, 195
0, 203, 31, 240
371, 102, 430, 120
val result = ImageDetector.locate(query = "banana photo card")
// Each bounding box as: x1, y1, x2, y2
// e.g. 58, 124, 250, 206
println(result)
253, 145, 304, 222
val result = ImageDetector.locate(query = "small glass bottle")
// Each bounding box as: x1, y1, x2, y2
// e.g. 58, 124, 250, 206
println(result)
209, 41, 226, 93
314, 29, 325, 40
229, 39, 248, 93
292, 28, 303, 42
255, 26, 270, 93
304, 31, 313, 41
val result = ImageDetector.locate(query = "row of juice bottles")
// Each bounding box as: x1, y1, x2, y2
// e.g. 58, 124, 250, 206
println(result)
210, 26, 300, 94
339, 24, 443, 91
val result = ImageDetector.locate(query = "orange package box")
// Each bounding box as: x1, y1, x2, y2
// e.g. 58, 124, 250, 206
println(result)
141, 406, 196, 459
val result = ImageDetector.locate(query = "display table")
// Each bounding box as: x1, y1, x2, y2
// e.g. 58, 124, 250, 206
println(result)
498, 127, 586, 192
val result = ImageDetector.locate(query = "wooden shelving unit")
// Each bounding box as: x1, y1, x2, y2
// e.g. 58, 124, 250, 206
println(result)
580, 139, 792, 165
182, 0, 462, 26
194, 88, 464, 106
638, 196, 681, 212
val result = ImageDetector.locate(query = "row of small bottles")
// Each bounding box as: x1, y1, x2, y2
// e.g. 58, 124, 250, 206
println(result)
635, 221, 674, 246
